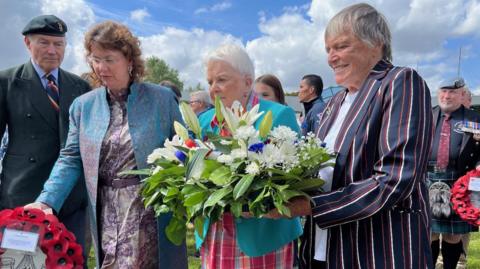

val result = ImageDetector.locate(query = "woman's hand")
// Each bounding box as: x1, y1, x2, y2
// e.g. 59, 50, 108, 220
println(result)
263, 196, 312, 219
25, 202, 53, 215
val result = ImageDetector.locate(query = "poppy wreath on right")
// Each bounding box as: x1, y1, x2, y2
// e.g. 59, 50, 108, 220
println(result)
451, 169, 480, 226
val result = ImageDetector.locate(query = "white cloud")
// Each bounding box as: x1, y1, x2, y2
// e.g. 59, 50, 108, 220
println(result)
247, 12, 329, 91
454, 0, 480, 36
0, 0, 94, 74
140, 27, 240, 88
195, 2, 232, 14
130, 8, 150, 23
472, 86, 480, 96
0, 0, 478, 95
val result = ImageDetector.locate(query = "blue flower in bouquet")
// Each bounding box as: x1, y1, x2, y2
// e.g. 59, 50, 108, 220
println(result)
175, 150, 187, 163
248, 142, 265, 153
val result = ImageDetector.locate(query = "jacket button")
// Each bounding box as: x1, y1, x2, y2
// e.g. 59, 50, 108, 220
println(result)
466, 166, 469, 169
471, 153, 475, 157
31, 135, 36, 139
26, 113, 32, 118
29, 157, 36, 163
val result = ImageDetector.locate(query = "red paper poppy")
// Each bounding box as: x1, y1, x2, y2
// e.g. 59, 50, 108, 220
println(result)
0, 206, 84, 268
451, 169, 480, 226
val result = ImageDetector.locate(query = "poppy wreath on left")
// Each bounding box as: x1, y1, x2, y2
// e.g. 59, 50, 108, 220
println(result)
0, 207, 83, 268
451, 169, 480, 227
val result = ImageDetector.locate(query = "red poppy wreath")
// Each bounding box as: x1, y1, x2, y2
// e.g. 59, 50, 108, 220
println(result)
451, 169, 480, 227
0, 207, 83, 268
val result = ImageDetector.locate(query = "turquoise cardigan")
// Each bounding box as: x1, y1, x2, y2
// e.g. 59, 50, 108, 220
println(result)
196, 98, 303, 257
37, 82, 188, 269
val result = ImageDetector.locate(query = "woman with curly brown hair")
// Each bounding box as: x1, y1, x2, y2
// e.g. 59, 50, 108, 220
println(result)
28, 21, 188, 268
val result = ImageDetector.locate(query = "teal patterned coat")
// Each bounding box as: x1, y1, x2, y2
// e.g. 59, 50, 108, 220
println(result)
37, 82, 188, 268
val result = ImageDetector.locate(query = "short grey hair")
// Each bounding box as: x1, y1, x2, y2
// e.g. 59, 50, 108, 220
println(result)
325, 3, 392, 61
205, 44, 255, 80
464, 87, 472, 98
190, 90, 212, 105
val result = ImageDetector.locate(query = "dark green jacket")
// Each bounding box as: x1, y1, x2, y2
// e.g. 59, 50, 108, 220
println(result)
0, 61, 90, 217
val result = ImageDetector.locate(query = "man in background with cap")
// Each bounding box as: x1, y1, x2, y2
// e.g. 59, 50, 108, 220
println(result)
429, 77, 480, 269
0, 15, 90, 253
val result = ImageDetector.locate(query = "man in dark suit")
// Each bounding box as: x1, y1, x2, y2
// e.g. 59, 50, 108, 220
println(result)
429, 77, 480, 269
0, 15, 90, 251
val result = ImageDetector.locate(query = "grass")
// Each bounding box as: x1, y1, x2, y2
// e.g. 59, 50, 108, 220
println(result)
87, 228, 480, 268
468, 233, 480, 268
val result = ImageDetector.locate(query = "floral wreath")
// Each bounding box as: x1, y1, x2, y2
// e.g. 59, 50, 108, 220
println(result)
0, 207, 83, 268
451, 169, 480, 226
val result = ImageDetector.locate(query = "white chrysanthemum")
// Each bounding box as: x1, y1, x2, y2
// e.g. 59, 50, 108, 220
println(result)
278, 142, 299, 169
270, 126, 297, 142
217, 154, 234, 165
231, 148, 247, 159
245, 162, 260, 175
234, 125, 258, 141
256, 144, 283, 168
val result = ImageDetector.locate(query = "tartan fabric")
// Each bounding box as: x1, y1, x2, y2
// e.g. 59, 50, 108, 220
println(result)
201, 213, 294, 269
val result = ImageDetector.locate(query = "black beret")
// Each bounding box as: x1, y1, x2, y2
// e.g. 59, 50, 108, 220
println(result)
22, 15, 67, 37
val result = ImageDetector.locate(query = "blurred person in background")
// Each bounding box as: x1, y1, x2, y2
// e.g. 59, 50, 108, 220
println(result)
160, 80, 182, 103
189, 90, 213, 117
297, 74, 325, 135
254, 74, 286, 105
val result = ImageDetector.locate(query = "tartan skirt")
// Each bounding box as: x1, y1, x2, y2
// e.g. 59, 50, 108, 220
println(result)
200, 213, 294, 269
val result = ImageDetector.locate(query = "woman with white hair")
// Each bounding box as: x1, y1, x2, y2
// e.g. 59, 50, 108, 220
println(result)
196, 44, 302, 269
278, 3, 433, 269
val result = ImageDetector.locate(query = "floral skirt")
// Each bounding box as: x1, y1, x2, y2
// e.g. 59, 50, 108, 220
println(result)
99, 184, 158, 268
201, 213, 294, 269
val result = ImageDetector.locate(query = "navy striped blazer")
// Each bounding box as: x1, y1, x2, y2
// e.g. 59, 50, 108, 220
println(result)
305, 60, 434, 269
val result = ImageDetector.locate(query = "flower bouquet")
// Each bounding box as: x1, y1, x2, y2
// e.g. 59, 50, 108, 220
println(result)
128, 98, 334, 245
0, 207, 83, 269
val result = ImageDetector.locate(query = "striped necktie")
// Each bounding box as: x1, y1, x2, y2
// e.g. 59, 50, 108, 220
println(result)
45, 74, 60, 111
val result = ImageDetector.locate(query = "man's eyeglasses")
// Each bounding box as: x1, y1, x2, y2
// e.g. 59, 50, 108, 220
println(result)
189, 100, 201, 104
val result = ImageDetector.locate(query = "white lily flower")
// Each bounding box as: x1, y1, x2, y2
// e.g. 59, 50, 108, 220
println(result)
217, 154, 234, 165
220, 100, 264, 134
231, 148, 247, 159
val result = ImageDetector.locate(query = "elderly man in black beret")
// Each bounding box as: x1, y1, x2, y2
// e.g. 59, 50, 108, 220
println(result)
0, 14, 90, 259
429, 77, 480, 269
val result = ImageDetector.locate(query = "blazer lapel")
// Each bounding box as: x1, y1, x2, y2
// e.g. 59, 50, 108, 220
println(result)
316, 90, 346, 141
332, 60, 393, 178
432, 106, 441, 132
20, 62, 58, 132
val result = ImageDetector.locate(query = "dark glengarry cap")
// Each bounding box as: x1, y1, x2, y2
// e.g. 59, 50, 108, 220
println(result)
22, 15, 67, 37
439, 77, 465, 90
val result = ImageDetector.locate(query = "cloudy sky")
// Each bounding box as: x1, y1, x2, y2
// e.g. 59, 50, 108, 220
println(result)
2, 0, 479, 95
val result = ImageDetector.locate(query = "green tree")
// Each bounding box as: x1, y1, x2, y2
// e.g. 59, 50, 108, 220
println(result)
144, 56, 184, 90
185, 83, 206, 93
